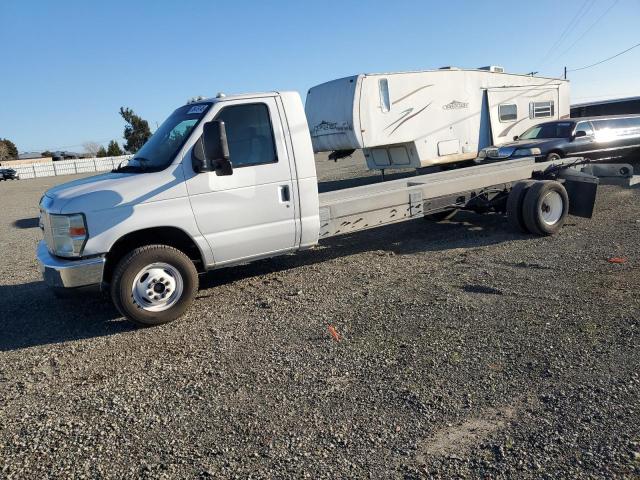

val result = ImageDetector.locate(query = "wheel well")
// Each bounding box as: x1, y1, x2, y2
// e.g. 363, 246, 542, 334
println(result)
103, 227, 205, 284
547, 149, 564, 157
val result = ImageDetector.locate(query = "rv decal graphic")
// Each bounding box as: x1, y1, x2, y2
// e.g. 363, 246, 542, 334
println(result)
442, 100, 469, 110
310, 120, 353, 137
497, 117, 527, 138
392, 84, 434, 105
385, 103, 432, 135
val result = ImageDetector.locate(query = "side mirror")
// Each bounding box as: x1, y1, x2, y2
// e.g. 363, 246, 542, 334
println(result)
574, 130, 587, 138
192, 120, 232, 175
513, 135, 519, 141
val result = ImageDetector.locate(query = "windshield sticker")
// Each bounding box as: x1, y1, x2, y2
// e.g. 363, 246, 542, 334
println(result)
187, 105, 208, 115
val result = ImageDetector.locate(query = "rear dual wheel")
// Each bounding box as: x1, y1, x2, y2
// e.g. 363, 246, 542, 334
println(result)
507, 180, 569, 235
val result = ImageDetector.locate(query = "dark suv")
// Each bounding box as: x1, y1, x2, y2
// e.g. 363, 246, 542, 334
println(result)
0, 168, 19, 180
478, 115, 640, 162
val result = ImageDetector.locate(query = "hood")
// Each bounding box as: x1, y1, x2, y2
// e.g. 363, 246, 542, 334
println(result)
485, 138, 559, 158
43, 166, 187, 214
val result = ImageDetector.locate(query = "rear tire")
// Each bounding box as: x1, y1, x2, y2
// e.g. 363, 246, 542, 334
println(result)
506, 181, 535, 233
110, 244, 198, 327
522, 181, 569, 236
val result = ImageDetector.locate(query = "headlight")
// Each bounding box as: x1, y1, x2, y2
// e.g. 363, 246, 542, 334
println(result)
514, 148, 542, 156
49, 213, 88, 258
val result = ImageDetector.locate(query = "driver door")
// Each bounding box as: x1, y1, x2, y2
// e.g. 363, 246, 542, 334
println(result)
187, 97, 297, 266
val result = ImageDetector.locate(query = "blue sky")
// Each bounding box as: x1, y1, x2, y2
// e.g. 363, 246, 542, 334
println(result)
1, 0, 639, 153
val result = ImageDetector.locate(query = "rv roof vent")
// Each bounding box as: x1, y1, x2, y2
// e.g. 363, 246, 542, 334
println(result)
439, 66, 460, 70
478, 65, 505, 73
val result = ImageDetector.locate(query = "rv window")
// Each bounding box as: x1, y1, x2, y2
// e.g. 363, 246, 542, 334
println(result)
379, 79, 391, 113
498, 104, 517, 122
530, 101, 555, 119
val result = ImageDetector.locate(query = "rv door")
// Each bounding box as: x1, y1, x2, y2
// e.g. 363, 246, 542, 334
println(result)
487, 87, 560, 145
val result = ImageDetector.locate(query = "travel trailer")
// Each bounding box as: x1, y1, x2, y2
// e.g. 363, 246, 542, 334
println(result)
305, 67, 570, 171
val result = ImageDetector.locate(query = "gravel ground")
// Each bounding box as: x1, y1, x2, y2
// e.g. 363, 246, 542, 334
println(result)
1, 154, 639, 478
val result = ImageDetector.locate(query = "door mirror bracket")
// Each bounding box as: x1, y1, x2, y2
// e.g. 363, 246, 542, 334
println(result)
574, 130, 587, 139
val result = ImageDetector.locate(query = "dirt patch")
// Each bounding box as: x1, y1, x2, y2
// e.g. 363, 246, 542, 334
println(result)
416, 404, 517, 463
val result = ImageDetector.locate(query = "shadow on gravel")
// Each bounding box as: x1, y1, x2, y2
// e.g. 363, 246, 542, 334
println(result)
1, 210, 526, 351
0, 281, 131, 352
200, 210, 529, 292
13, 217, 40, 229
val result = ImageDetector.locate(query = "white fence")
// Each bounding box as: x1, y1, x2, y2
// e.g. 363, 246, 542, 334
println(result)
8, 155, 132, 180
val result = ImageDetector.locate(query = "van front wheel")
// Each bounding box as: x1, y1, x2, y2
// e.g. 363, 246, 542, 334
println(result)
110, 245, 198, 327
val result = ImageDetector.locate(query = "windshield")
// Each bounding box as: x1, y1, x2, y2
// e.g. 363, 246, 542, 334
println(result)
120, 103, 212, 172
519, 122, 575, 140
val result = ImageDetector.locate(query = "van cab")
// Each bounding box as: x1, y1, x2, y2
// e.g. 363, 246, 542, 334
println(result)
37, 92, 320, 326
478, 115, 640, 162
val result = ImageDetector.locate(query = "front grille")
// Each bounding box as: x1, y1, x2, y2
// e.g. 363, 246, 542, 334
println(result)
485, 148, 499, 158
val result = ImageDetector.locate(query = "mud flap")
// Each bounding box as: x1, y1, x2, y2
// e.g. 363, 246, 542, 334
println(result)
558, 169, 598, 218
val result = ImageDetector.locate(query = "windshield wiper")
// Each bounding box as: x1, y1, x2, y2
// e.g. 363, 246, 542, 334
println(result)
111, 164, 146, 173
111, 157, 151, 173
132, 157, 151, 168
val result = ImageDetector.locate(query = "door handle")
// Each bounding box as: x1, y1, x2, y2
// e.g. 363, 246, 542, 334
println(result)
279, 185, 290, 202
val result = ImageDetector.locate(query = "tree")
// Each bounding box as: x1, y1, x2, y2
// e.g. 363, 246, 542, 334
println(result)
41, 150, 54, 158
96, 146, 107, 157
83, 141, 102, 157
119, 107, 151, 153
106, 140, 124, 157
0, 138, 18, 160
0, 143, 8, 162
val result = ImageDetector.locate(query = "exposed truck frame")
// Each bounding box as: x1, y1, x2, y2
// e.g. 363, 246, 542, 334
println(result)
36, 90, 636, 327
317, 157, 588, 238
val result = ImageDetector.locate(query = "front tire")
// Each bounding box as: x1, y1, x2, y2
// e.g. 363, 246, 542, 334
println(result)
110, 245, 198, 327
546, 152, 562, 162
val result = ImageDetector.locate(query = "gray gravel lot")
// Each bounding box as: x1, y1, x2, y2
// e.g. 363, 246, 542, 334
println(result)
1, 153, 639, 478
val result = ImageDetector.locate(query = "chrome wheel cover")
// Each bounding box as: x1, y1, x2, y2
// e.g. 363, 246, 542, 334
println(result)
131, 262, 184, 312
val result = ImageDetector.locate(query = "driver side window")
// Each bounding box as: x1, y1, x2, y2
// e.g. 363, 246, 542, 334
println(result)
575, 121, 594, 136
215, 103, 278, 167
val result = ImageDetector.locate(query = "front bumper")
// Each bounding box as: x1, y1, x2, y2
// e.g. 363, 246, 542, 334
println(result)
37, 240, 105, 289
